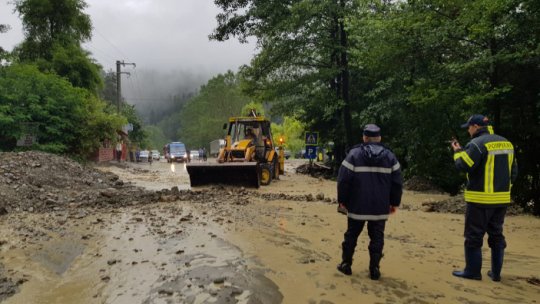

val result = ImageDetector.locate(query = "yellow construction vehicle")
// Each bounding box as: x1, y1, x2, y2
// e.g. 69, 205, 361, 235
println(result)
186, 113, 285, 188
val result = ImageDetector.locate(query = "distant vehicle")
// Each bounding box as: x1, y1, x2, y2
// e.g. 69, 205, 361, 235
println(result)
165, 142, 188, 163
190, 150, 200, 160
210, 139, 226, 157
151, 150, 160, 160
295, 149, 306, 159
275, 148, 291, 160
284, 150, 291, 160
139, 150, 151, 162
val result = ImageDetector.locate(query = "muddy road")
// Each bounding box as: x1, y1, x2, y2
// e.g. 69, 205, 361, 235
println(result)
1, 153, 539, 303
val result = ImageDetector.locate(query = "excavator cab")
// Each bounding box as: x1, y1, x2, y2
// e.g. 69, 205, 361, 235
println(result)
186, 114, 284, 188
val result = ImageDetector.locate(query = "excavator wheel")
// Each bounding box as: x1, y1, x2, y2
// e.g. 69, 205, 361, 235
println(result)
272, 157, 279, 180
260, 163, 273, 185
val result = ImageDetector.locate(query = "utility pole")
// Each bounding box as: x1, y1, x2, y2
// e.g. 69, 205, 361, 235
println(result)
116, 60, 136, 113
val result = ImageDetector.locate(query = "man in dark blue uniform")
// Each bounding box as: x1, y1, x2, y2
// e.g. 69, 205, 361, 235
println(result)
336, 124, 403, 280
451, 114, 518, 281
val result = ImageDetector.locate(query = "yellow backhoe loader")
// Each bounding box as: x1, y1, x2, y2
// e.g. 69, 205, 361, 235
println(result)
186, 113, 285, 188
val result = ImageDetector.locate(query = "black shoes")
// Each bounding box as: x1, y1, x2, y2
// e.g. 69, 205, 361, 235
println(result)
452, 270, 482, 280
453, 247, 482, 280
488, 247, 504, 282
487, 270, 501, 282
337, 262, 352, 275
369, 266, 381, 280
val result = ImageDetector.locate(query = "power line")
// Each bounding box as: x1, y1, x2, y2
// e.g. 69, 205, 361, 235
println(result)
93, 28, 130, 60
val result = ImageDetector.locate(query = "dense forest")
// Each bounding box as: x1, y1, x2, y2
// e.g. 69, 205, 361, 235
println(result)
210, 0, 539, 214
1, 0, 538, 214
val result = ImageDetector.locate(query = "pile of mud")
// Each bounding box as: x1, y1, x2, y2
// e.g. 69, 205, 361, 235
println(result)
0, 152, 334, 215
296, 163, 334, 179
0, 151, 160, 214
403, 176, 445, 193
421, 196, 525, 215
159, 185, 335, 205
0, 264, 25, 302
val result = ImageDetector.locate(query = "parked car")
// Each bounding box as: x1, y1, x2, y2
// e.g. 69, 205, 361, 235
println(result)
295, 149, 306, 159
139, 150, 150, 162
190, 150, 200, 161
151, 150, 160, 161
284, 150, 291, 159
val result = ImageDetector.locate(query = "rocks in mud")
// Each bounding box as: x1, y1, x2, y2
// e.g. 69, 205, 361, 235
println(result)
421, 196, 524, 215
404, 176, 444, 193
0, 151, 161, 214
0, 265, 25, 301
296, 163, 334, 179
0, 151, 336, 217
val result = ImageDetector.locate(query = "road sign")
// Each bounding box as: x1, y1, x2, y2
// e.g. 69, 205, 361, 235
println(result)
306, 146, 317, 160
305, 132, 319, 145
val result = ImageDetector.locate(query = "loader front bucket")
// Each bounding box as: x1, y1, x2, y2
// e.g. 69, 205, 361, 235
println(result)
186, 162, 260, 188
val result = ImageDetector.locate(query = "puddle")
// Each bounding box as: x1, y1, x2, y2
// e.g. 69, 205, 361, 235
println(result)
2, 202, 282, 304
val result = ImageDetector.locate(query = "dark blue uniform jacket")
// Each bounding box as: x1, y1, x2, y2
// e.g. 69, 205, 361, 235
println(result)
337, 143, 403, 221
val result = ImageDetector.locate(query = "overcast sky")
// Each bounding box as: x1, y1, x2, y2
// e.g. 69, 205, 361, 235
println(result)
1, 0, 256, 110
1, 0, 254, 72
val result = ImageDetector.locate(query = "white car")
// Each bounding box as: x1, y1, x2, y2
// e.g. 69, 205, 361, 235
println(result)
151, 150, 160, 160
190, 150, 200, 161
139, 150, 150, 162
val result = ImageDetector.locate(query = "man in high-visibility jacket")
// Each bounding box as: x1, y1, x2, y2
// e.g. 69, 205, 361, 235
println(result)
451, 114, 518, 281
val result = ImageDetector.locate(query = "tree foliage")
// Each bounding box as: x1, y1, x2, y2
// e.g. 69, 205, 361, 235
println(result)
12, 0, 102, 92
213, 0, 359, 163
213, 0, 540, 214
177, 71, 251, 150
271, 116, 305, 155
143, 125, 168, 151
0, 64, 124, 156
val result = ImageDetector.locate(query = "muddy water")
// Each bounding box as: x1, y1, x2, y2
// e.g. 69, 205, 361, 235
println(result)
3, 159, 539, 304
2, 204, 283, 304
1, 160, 283, 303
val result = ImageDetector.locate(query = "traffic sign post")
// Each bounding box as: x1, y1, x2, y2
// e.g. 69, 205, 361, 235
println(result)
305, 132, 319, 146
305, 146, 317, 160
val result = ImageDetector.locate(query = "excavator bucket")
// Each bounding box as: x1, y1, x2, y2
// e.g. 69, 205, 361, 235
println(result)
186, 162, 261, 188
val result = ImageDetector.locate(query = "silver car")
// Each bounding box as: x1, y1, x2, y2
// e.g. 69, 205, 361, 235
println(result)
151, 150, 160, 161
190, 150, 200, 161
139, 150, 150, 162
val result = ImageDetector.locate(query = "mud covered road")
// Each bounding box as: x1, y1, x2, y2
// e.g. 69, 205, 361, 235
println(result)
1, 152, 539, 303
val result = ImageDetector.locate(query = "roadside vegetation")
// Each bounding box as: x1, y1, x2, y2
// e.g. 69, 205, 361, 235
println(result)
1, 0, 538, 215
210, 0, 540, 214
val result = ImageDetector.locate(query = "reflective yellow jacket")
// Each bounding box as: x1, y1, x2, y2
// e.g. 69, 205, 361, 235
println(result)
453, 128, 518, 206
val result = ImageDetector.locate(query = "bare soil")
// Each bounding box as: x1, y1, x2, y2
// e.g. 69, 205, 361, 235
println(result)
1, 152, 539, 303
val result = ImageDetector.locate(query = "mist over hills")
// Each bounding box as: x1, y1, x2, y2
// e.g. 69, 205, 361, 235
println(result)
121, 68, 211, 124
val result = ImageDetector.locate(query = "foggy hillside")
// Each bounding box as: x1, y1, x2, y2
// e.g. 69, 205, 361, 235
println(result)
120, 68, 211, 124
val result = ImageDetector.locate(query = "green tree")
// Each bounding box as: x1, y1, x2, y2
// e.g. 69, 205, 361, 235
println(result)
178, 71, 250, 149
0, 24, 10, 58
346, 0, 539, 211
120, 104, 147, 149
271, 116, 305, 156
12, 0, 102, 92
144, 125, 168, 151
0, 64, 124, 156
241, 101, 265, 116
212, 0, 359, 162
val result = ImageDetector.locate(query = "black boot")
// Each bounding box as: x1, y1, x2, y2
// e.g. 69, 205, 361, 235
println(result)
452, 247, 482, 280
369, 252, 382, 280
337, 262, 352, 275
488, 247, 504, 282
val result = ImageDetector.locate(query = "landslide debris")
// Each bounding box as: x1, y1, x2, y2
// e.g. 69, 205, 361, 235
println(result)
0, 152, 335, 216
296, 163, 334, 179
403, 176, 445, 193
421, 196, 524, 216
0, 151, 160, 214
